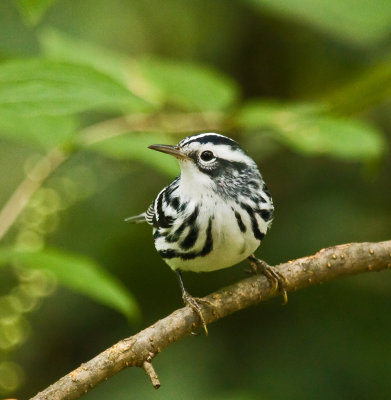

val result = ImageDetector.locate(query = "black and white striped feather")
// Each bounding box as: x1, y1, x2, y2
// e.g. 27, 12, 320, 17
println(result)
127, 133, 274, 273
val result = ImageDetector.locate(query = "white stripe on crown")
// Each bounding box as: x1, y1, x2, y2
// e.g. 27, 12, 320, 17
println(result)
178, 132, 231, 147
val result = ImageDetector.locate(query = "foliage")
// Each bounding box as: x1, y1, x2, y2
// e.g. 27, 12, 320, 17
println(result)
0, 0, 390, 398
238, 101, 385, 161
13, 0, 59, 26
0, 247, 139, 320
246, 0, 391, 45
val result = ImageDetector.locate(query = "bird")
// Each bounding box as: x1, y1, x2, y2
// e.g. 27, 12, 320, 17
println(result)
126, 132, 286, 334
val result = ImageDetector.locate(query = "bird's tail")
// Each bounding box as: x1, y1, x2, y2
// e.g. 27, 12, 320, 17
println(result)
124, 213, 147, 223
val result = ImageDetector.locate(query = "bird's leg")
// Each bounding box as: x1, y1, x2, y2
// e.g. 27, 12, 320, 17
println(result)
176, 271, 210, 335
247, 254, 288, 304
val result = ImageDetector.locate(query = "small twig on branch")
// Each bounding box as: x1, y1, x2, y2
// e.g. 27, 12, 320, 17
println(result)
30, 240, 391, 400
142, 355, 161, 389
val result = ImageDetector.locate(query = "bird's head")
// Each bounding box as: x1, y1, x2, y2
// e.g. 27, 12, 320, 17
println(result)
149, 133, 261, 198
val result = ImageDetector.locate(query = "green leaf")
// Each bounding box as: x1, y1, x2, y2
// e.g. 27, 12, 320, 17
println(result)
238, 101, 386, 161
86, 132, 179, 177
0, 247, 139, 320
134, 57, 239, 111
14, 0, 58, 26
39, 28, 131, 87
0, 59, 149, 117
323, 60, 391, 115
39, 30, 238, 111
0, 111, 77, 149
246, 0, 391, 46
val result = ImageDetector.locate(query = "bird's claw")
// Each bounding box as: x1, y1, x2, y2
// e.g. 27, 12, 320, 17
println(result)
247, 256, 288, 304
182, 291, 209, 335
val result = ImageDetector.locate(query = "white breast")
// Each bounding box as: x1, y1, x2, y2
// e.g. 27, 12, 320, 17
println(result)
161, 198, 261, 273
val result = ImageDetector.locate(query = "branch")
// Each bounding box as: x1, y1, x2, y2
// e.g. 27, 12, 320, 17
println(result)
0, 148, 67, 242
30, 240, 391, 400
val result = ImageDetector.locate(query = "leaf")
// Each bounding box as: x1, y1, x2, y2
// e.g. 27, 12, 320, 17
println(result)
238, 101, 386, 161
323, 60, 391, 115
87, 132, 179, 177
0, 59, 149, 117
14, 0, 59, 26
39, 28, 130, 87
0, 111, 77, 149
0, 246, 139, 320
246, 0, 391, 46
133, 57, 239, 111
39, 30, 239, 111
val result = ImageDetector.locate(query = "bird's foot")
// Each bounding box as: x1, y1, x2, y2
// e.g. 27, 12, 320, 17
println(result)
247, 255, 288, 304
182, 291, 211, 336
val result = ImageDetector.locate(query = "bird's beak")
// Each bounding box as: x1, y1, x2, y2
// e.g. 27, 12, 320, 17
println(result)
148, 144, 188, 160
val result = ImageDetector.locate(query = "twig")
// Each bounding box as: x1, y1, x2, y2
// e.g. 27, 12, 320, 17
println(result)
29, 240, 391, 400
142, 357, 160, 389
0, 147, 67, 242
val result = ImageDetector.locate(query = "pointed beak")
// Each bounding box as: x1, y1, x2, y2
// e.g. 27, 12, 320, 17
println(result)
148, 144, 188, 160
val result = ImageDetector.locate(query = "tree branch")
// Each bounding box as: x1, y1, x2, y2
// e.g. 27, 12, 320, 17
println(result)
30, 240, 391, 400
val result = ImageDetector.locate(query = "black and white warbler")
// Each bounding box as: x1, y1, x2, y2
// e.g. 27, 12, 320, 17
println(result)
127, 133, 286, 334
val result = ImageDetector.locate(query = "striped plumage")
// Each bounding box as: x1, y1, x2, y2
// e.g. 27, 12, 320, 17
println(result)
131, 132, 274, 272
128, 132, 280, 333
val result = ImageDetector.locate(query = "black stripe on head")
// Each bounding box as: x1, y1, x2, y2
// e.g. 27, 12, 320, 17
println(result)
196, 158, 248, 178
179, 133, 239, 149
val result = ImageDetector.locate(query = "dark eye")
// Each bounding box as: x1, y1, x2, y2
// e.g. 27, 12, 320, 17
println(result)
200, 150, 214, 162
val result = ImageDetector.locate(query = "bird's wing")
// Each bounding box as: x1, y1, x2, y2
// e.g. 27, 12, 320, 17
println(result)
126, 177, 180, 227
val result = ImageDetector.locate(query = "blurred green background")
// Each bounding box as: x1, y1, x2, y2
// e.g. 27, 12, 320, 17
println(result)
0, 0, 390, 398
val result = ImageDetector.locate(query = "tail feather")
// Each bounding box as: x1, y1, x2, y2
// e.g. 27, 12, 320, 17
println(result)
124, 213, 147, 223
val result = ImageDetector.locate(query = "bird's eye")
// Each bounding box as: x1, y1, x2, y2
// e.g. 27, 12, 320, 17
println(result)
200, 150, 215, 162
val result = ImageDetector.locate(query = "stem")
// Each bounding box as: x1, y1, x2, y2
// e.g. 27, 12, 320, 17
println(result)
0, 147, 67, 242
